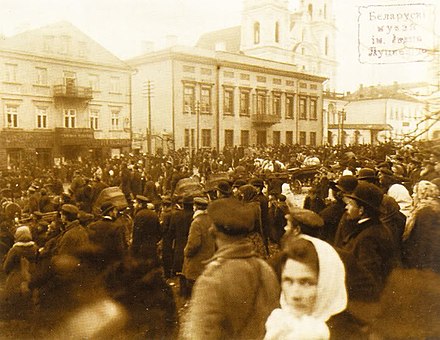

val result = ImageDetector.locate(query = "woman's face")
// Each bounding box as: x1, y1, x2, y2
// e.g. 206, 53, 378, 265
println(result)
281, 258, 318, 317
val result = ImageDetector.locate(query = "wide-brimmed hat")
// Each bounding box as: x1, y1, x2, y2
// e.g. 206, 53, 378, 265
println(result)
345, 182, 383, 211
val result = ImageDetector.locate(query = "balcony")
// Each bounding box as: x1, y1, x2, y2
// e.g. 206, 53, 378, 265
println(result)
251, 114, 281, 125
53, 85, 93, 100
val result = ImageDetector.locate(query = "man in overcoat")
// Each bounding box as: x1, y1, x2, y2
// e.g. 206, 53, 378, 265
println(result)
185, 197, 279, 339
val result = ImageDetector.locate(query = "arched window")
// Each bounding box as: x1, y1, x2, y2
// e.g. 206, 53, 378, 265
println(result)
254, 22, 260, 44
275, 21, 280, 43
324, 36, 329, 55
308, 4, 313, 19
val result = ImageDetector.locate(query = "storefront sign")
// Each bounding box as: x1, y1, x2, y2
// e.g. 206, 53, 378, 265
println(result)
358, 3, 435, 63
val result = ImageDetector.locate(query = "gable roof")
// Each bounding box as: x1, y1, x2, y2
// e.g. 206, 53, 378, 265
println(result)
0, 21, 128, 69
196, 26, 241, 53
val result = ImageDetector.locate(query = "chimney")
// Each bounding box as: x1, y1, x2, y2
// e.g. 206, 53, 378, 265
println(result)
165, 35, 178, 47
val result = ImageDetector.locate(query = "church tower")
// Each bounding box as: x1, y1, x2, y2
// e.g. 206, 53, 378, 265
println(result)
240, 0, 291, 63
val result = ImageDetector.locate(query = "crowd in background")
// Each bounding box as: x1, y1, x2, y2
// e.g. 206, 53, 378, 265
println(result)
0, 140, 439, 339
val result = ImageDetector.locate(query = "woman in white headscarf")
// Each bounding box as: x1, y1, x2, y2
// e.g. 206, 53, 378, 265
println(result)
265, 234, 347, 340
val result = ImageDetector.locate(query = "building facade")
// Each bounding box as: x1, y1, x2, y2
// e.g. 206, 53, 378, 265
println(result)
0, 22, 131, 169
129, 46, 325, 153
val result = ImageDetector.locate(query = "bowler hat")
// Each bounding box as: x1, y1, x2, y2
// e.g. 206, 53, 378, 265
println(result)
216, 181, 232, 195
61, 204, 79, 216
335, 175, 358, 193
357, 168, 377, 180
345, 182, 383, 211
208, 198, 254, 235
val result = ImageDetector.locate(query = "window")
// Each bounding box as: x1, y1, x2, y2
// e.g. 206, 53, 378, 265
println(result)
191, 129, 195, 148
310, 132, 317, 146
43, 35, 54, 52
6, 105, 18, 128
5, 64, 17, 82
36, 107, 47, 128
35, 67, 47, 85
310, 98, 318, 120
299, 131, 306, 145
201, 68, 212, 75
257, 92, 266, 115
90, 109, 99, 130
110, 76, 120, 93
273, 93, 281, 116
275, 22, 280, 43
254, 22, 260, 44
78, 41, 88, 57
225, 129, 234, 147
273, 131, 281, 146
184, 85, 195, 113
111, 109, 120, 130
184, 129, 190, 147
299, 97, 307, 119
224, 71, 234, 78
60, 35, 71, 54
241, 130, 250, 146
183, 65, 195, 73
224, 88, 234, 115
240, 74, 250, 80
286, 95, 294, 119
240, 91, 250, 116
200, 87, 211, 114
201, 129, 211, 148
324, 36, 329, 56
286, 131, 293, 145
89, 74, 100, 91
64, 109, 76, 128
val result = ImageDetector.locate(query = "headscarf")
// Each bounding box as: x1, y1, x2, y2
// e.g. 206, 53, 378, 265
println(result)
403, 180, 440, 241
265, 235, 347, 340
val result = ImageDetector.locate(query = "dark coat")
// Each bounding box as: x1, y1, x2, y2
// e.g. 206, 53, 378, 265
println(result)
336, 216, 396, 302
169, 208, 193, 273
131, 207, 161, 260
319, 200, 346, 244
402, 206, 440, 274
56, 220, 90, 256
182, 210, 215, 281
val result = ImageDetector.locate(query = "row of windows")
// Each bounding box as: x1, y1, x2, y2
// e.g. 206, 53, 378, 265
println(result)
4, 64, 122, 93
184, 85, 318, 120
183, 128, 317, 148
4, 104, 123, 130
42, 35, 88, 57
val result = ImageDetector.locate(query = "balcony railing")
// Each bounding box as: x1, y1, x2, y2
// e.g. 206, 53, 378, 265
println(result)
251, 114, 281, 125
53, 85, 93, 100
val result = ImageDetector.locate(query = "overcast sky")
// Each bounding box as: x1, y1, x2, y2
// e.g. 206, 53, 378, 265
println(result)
0, 0, 438, 91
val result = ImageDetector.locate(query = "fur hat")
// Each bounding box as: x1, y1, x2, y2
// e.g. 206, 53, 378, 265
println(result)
208, 198, 254, 235
345, 182, 383, 211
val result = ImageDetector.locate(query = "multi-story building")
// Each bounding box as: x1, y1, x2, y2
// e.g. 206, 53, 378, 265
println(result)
327, 83, 428, 145
0, 21, 131, 169
128, 46, 325, 152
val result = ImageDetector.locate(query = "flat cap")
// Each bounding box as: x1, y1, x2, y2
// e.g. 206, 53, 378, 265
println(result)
208, 198, 254, 235
287, 207, 324, 228
61, 204, 79, 216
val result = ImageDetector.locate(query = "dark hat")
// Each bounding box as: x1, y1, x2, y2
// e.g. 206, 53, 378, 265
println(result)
216, 181, 232, 195
379, 168, 394, 177
100, 201, 115, 215
334, 175, 358, 193
61, 204, 79, 216
287, 207, 324, 228
249, 178, 264, 188
78, 211, 94, 224
357, 168, 377, 180
232, 179, 247, 188
208, 198, 254, 235
377, 161, 393, 170
194, 197, 209, 206
345, 182, 383, 211
136, 195, 150, 203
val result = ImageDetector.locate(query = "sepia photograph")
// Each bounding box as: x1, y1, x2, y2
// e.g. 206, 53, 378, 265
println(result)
0, 0, 439, 338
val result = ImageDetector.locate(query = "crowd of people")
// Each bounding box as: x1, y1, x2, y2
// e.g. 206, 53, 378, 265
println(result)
0, 140, 439, 339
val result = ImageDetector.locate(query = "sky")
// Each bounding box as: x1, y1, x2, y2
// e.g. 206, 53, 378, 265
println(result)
0, 0, 438, 92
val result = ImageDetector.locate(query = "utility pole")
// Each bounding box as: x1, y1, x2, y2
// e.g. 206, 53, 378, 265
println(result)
143, 80, 154, 154
196, 100, 200, 151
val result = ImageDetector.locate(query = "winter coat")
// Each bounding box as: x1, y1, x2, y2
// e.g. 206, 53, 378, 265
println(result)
336, 217, 396, 302
131, 207, 161, 261
56, 220, 90, 256
169, 208, 193, 273
182, 210, 215, 281
184, 239, 280, 340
